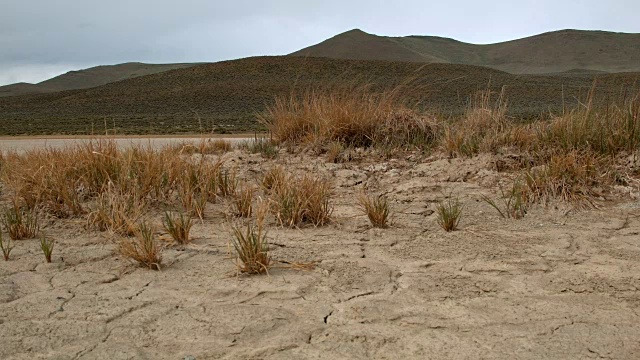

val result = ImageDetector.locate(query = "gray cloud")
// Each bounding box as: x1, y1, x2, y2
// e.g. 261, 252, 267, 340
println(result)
1, 0, 638, 85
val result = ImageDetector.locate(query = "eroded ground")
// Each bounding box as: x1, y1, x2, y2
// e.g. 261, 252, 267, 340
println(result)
1, 150, 640, 359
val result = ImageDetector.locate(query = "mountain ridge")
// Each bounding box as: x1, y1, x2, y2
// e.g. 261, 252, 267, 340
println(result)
290, 28, 640, 74
0, 62, 198, 97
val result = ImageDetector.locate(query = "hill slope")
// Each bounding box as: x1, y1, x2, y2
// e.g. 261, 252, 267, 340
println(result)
291, 29, 640, 74
0, 62, 198, 97
0, 56, 638, 135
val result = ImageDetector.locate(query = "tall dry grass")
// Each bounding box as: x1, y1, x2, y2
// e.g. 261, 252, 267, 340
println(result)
258, 87, 438, 150
269, 172, 333, 227
0, 140, 235, 237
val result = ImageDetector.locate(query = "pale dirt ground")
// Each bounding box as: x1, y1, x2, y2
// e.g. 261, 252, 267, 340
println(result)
1, 148, 640, 359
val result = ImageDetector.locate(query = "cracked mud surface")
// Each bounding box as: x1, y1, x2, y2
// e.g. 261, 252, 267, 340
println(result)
1, 151, 640, 359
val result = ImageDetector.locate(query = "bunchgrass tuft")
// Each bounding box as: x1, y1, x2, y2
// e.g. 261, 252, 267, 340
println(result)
262, 166, 286, 192
244, 136, 278, 158
258, 87, 438, 151
217, 169, 238, 198
436, 194, 463, 232
162, 211, 193, 245
270, 173, 333, 227
2, 202, 40, 240
523, 150, 608, 208
39, 233, 55, 263
119, 222, 164, 270
481, 181, 528, 219
87, 187, 146, 236
232, 185, 254, 218
358, 191, 390, 228
0, 231, 13, 261
230, 200, 270, 275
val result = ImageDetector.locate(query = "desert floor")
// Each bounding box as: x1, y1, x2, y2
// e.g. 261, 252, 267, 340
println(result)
1, 148, 639, 359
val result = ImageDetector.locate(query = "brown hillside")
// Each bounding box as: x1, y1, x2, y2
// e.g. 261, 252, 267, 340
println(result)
0, 82, 53, 97
291, 29, 640, 74
0, 56, 638, 135
0, 62, 198, 97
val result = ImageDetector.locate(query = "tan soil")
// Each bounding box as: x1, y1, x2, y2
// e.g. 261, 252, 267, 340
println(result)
1, 149, 639, 359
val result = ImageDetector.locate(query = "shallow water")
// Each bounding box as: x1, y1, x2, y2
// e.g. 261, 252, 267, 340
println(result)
0, 136, 250, 153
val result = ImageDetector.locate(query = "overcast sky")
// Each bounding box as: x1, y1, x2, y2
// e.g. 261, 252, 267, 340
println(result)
1, 0, 638, 86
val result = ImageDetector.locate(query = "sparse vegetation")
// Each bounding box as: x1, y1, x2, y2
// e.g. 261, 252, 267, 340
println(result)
0, 231, 13, 261
230, 201, 271, 275
119, 222, 164, 270
259, 87, 438, 151
88, 187, 146, 236
232, 185, 254, 218
325, 141, 345, 163
522, 151, 609, 208
217, 169, 238, 198
39, 233, 55, 263
262, 166, 286, 192
270, 173, 333, 227
358, 192, 390, 228
162, 211, 193, 245
243, 136, 278, 158
174, 139, 233, 155
436, 195, 463, 232
481, 181, 528, 219
2, 203, 39, 240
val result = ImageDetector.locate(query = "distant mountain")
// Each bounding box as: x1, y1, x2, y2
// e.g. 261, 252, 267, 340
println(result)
0, 62, 198, 97
1, 56, 638, 136
290, 29, 640, 74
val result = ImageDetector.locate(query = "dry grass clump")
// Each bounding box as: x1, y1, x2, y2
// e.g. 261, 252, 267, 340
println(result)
216, 169, 238, 198
172, 139, 233, 155
358, 192, 390, 228
270, 173, 333, 227
1, 140, 176, 217
259, 87, 438, 150
87, 187, 146, 236
39, 233, 55, 263
0, 231, 13, 261
2, 202, 40, 240
481, 181, 528, 219
325, 141, 344, 163
230, 200, 270, 275
540, 91, 640, 156
441, 90, 519, 157
436, 195, 463, 232
174, 158, 225, 218
262, 166, 286, 192
119, 222, 164, 270
241, 137, 278, 158
523, 151, 610, 207
232, 185, 255, 218
162, 211, 193, 245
